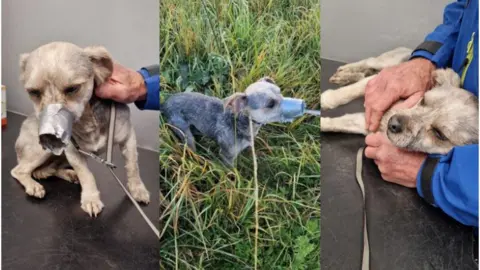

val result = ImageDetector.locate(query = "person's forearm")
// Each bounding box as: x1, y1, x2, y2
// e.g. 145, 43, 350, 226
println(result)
416, 144, 479, 227
135, 64, 160, 111
410, 0, 467, 67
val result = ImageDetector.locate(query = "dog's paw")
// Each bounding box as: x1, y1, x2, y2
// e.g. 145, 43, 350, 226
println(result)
329, 62, 377, 86
321, 90, 338, 110
128, 182, 150, 204
57, 169, 79, 184
329, 70, 366, 86
25, 181, 46, 198
81, 192, 104, 217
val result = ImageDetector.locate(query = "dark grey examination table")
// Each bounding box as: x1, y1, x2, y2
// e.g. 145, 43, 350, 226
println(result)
2, 113, 158, 270
321, 59, 477, 270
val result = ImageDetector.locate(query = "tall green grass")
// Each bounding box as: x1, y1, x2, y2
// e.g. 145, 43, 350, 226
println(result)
160, 0, 320, 269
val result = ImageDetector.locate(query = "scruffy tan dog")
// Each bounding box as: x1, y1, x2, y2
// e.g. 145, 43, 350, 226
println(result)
321, 47, 479, 154
11, 42, 150, 217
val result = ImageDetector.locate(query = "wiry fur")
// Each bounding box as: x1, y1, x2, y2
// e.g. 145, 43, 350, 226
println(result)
321, 47, 479, 155
11, 42, 150, 217
161, 77, 284, 167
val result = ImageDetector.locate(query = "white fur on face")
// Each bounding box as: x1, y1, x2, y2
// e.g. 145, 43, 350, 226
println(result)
20, 42, 112, 120
243, 80, 284, 123
385, 87, 479, 154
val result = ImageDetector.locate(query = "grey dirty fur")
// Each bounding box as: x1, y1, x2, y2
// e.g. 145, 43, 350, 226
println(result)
321, 47, 478, 155
161, 77, 283, 167
11, 42, 150, 217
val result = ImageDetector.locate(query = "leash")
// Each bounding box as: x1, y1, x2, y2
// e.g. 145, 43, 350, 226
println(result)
355, 147, 370, 270
73, 102, 160, 239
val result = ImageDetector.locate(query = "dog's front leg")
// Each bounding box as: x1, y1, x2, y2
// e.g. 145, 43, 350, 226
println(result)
11, 153, 50, 199
64, 145, 104, 217
321, 113, 367, 135
119, 127, 150, 204
321, 75, 375, 110
329, 47, 413, 85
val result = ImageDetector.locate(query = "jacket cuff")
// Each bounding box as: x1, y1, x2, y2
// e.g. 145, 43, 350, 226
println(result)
416, 155, 441, 206
410, 40, 452, 68
135, 68, 160, 111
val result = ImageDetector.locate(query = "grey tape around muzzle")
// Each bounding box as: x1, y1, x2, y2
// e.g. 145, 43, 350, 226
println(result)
38, 104, 75, 156
280, 97, 306, 122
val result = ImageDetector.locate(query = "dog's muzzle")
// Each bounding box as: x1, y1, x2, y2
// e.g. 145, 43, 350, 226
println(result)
279, 98, 306, 122
38, 104, 75, 155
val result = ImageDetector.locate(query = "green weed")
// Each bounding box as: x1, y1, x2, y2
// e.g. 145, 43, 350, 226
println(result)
160, 0, 320, 269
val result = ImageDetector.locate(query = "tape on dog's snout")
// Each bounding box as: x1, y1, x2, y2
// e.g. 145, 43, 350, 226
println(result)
279, 98, 321, 122
38, 104, 74, 155
281, 98, 305, 119
356, 147, 370, 270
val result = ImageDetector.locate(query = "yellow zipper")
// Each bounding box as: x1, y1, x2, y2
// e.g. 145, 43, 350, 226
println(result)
461, 32, 476, 86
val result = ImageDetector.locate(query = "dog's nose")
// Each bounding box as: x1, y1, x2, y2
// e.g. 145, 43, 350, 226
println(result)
388, 115, 405, 133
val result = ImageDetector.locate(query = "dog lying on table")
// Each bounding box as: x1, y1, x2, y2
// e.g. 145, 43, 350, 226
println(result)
321, 47, 478, 154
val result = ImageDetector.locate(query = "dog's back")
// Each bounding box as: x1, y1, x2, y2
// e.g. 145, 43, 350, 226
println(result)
163, 92, 228, 138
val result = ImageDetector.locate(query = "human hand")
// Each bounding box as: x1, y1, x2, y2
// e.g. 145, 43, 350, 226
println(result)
364, 132, 426, 188
364, 58, 435, 132
95, 62, 147, 103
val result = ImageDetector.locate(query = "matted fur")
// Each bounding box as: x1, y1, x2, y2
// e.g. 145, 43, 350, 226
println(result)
321, 47, 479, 155
11, 42, 150, 217
161, 77, 285, 167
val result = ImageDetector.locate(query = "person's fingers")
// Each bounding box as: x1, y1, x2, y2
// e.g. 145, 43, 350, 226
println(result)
95, 84, 124, 101
364, 146, 377, 159
365, 132, 382, 147
392, 92, 424, 110
402, 91, 424, 108
95, 85, 110, 99
368, 110, 383, 131
381, 174, 396, 183
364, 78, 378, 128
377, 132, 391, 145
365, 106, 371, 128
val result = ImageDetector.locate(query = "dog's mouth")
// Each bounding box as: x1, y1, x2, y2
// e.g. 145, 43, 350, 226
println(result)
38, 104, 75, 155
39, 134, 68, 155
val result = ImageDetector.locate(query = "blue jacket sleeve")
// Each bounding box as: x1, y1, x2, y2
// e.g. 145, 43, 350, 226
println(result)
134, 67, 160, 111
410, 0, 467, 67
416, 144, 479, 227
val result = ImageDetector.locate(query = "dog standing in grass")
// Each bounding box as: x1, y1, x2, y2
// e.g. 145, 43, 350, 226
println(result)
161, 77, 287, 167
11, 42, 150, 217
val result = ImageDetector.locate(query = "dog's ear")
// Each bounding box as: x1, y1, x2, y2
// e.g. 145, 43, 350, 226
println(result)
258, 76, 275, 84
19, 53, 30, 82
19, 53, 30, 72
432, 68, 461, 88
223, 93, 248, 114
83, 46, 114, 85
466, 95, 479, 108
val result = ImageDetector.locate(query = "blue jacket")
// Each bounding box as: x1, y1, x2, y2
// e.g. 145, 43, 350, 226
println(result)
134, 66, 160, 111
411, 0, 479, 227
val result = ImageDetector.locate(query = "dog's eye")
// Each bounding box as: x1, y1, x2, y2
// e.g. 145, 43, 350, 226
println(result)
419, 99, 426, 106
28, 89, 41, 98
432, 127, 448, 141
266, 99, 276, 109
64, 85, 80, 95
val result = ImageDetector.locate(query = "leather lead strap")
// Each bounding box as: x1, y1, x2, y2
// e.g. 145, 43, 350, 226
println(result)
106, 102, 160, 239
356, 147, 370, 270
